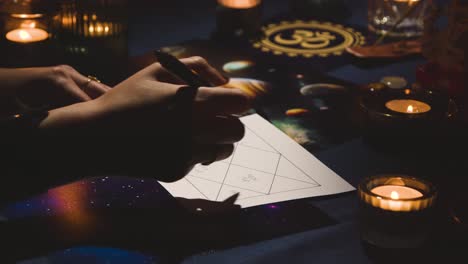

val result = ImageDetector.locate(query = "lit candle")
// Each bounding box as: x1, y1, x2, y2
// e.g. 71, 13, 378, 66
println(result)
215, 0, 262, 39
393, 0, 419, 3
359, 175, 436, 212
385, 99, 431, 114
358, 175, 438, 248
218, 0, 261, 9
371, 185, 423, 199
5, 21, 48, 43
371, 185, 423, 211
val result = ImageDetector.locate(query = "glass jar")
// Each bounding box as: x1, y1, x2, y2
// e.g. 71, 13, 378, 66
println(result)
368, 0, 432, 37
0, 0, 62, 67
56, 0, 128, 85
0, 0, 59, 44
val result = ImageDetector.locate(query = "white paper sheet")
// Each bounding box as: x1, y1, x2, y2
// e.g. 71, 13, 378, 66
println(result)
160, 114, 355, 208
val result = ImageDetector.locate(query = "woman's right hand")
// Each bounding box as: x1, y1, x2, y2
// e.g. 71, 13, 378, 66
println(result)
40, 57, 252, 182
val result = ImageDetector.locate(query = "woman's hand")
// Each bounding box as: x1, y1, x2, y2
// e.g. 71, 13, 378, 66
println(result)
0, 65, 111, 113
39, 57, 252, 182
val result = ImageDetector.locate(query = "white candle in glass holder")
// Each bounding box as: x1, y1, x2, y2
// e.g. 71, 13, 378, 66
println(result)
370, 185, 424, 212
385, 99, 431, 114
5, 20, 48, 43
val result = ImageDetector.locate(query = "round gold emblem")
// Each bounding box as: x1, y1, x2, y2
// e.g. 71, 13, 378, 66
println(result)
253, 20, 366, 58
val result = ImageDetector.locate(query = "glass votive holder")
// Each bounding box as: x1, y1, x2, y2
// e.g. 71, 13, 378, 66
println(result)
214, 0, 262, 40
56, 0, 128, 85
358, 175, 437, 249
0, 0, 61, 67
368, 0, 432, 38
359, 86, 456, 150
0, 0, 59, 44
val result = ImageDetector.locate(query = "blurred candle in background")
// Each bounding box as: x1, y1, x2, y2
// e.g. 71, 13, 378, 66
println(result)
56, 0, 129, 85
6, 19, 48, 43
217, 0, 261, 9
215, 0, 262, 39
385, 99, 432, 114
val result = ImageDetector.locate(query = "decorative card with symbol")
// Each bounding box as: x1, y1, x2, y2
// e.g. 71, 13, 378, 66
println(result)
160, 114, 355, 208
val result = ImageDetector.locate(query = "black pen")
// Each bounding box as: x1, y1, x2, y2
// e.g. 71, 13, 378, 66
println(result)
154, 50, 211, 88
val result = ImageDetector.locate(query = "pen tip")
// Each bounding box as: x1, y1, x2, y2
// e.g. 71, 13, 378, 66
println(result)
223, 192, 240, 204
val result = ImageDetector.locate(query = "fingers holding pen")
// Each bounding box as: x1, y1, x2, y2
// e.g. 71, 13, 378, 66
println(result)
192, 87, 252, 118
154, 56, 228, 86
179, 56, 227, 86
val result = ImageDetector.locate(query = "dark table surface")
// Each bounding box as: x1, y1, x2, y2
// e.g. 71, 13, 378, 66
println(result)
2, 0, 468, 263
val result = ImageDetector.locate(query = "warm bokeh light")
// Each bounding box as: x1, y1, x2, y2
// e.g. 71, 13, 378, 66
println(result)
407, 105, 414, 113
11, 13, 44, 19
390, 191, 399, 200
61, 12, 121, 38
218, 0, 261, 9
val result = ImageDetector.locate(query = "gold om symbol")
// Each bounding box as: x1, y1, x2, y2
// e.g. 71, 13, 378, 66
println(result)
274, 30, 336, 49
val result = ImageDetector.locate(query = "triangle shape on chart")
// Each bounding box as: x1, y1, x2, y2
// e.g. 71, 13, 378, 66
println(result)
239, 128, 278, 153
216, 184, 265, 202
276, 156, 319, 185
186, 176, 222, 200
270, 176, 319, 194
161, 178, 207, 200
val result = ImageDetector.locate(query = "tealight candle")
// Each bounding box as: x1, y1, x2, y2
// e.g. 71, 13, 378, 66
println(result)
6, 27, 48, 43
371, 185, 423, 199
358, 175, 437, 248
370, 185, 423, 212
5, 20, 49, 43
385, 99, 431, 114
360, 87, 455, 151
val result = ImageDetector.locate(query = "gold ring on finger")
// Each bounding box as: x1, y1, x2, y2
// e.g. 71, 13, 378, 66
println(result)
86, 75, 101, 86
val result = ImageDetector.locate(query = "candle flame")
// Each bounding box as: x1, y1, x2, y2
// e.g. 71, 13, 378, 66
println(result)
390, 191, 399, 200
407, 105, 414, 113
18, 29, 32, 40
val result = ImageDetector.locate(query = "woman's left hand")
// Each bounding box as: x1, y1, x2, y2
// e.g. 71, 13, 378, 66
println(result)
0, 65, 111, 112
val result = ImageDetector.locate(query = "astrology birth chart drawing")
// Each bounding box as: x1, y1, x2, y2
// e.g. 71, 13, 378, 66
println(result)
160, 114, 355, 208
253, 20, 366, 58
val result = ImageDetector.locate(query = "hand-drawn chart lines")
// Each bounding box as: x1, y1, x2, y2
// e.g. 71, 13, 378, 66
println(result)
185, 127, 321, 202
